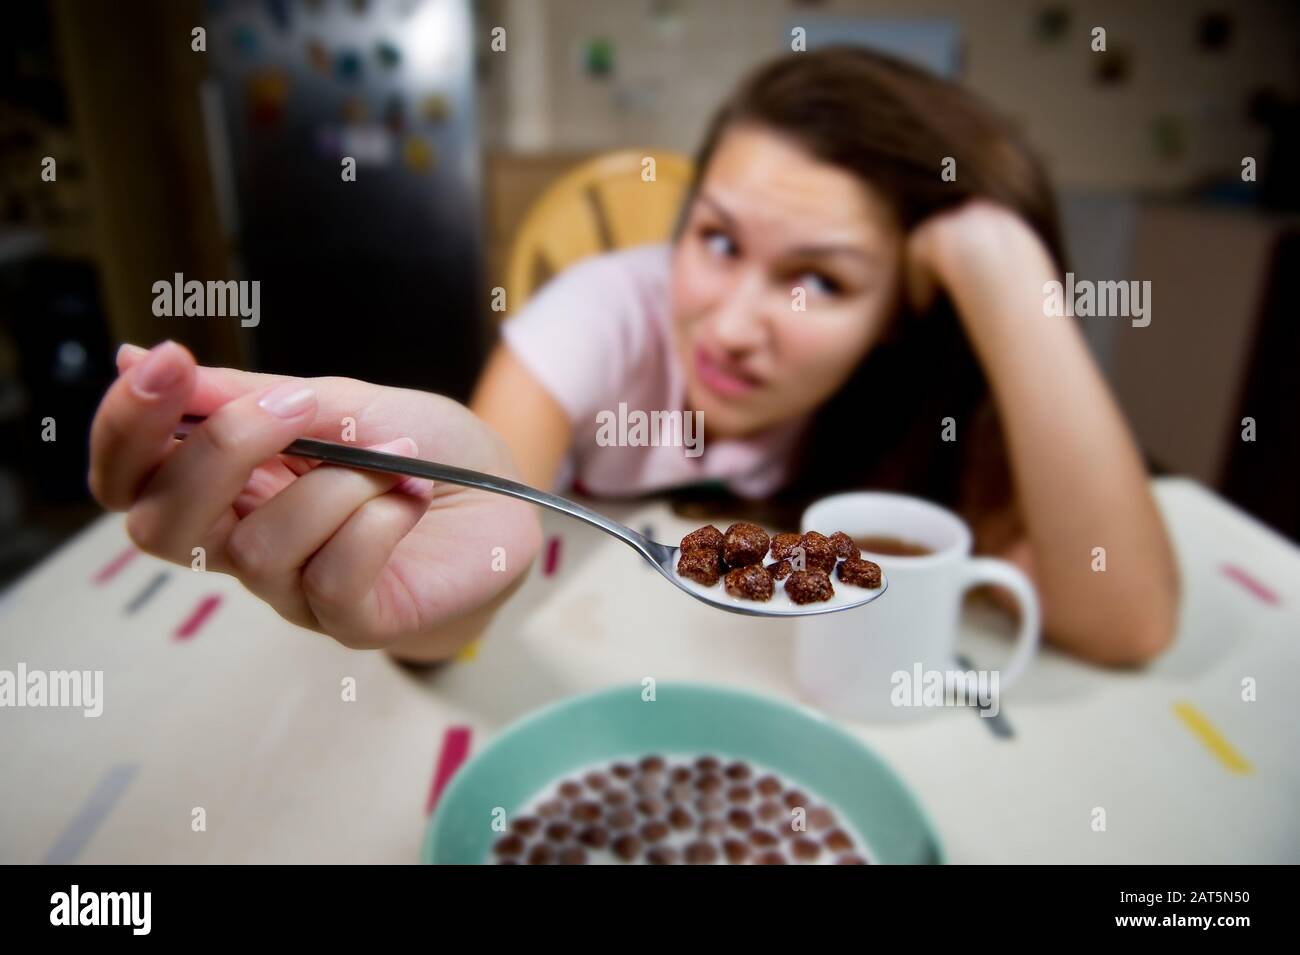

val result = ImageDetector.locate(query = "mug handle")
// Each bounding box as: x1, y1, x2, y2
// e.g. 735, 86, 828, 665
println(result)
957, 558, 1040, 690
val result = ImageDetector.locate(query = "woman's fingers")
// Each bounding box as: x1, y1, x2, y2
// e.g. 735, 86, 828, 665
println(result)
90, 341, 197, 510
117, 343, 289, 416
224, 437, 427, 625
124, 378, 319, 565
300, 473, 435, 647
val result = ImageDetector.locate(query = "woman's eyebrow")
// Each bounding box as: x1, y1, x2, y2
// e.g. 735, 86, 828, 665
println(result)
786, 244, 879, 265
695, 192, 738, 229
697, 192, 877, 264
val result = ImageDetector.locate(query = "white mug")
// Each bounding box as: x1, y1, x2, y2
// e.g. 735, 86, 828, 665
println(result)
794, 492, 1039, 723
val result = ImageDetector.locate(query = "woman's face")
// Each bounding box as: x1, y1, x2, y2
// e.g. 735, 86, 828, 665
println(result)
671, 124, 903, 438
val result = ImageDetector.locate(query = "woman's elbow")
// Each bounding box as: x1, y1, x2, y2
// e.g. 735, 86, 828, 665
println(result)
1088, 585, 1180, 666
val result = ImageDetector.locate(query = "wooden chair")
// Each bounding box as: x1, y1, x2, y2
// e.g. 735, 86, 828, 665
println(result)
504, 149, 694, 311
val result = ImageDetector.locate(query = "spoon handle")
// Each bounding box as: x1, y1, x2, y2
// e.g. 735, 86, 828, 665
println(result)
172, 416, 661, 560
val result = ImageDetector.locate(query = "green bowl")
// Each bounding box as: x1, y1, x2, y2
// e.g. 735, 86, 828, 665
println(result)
423, 683, 945, 864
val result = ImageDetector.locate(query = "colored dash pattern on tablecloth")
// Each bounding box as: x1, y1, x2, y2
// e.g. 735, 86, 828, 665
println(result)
92, 547, 138, 585
44, 763, 139, 864
174, 595, 223, 640
426, 726, 472, 814
542, 535, 562, 576
124, 571, 171, 614
1173, 700, 1253, 775
1220, 563, 1280, 606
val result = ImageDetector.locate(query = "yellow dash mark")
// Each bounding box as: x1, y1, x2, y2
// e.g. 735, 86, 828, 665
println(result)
456, 640, 479, 662
1172, 701, 1253, 774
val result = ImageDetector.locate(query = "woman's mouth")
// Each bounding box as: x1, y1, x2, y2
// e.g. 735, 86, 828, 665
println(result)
694, 346, 762, 399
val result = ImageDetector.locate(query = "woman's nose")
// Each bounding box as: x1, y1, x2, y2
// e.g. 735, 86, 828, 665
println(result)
708, 269, 770, 350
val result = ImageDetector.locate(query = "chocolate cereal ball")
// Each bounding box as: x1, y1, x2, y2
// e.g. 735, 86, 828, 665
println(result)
769, 532, 803, 561
512, 816, 541, 837
578, 825, 609, 849
791, 838, 822, 862
558, 846, 587, 865
838, 557, 882, 589
785, 569, 834, 604
723, 839, 751, 864
829, 531, 858, 560
724, 564, 774, 601
824, 829, 854, 852
799, 532, 838, 573
723, 522, 770, 567
677, 547, 721, 586
684, 840, 719, 864
527, 843, 556, 865
493, 834, 525, 857
681, 524, 725, 555
765, 559, 793, 581
611, 833, 641, 861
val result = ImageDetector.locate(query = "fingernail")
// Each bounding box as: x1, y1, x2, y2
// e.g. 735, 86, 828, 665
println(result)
115, 343, 147, 371
258, 380, 317, 419
369, 438, 430, 496
394, 476, 433, 497
370, 437, 418, 457
132, 341, 185, 397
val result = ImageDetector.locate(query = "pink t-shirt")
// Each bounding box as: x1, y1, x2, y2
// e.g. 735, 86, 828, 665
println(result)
501, 243, 808, 499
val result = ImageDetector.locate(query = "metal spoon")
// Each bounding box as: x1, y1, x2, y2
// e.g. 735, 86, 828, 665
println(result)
173, 416, 887, 617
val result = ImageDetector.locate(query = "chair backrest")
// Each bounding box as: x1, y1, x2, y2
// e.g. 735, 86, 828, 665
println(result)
504, 149, 694, 311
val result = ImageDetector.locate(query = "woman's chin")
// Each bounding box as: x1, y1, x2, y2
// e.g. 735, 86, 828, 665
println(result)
687, 389, 780, 441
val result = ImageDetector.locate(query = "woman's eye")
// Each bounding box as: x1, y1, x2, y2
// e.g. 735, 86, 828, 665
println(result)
702, 229, 737, 259
798, 272, 842, 297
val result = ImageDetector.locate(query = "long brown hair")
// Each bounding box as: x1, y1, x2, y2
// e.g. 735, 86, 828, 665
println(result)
678, 46, 1065, 545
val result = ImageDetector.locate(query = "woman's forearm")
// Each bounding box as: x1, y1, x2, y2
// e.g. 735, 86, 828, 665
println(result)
946, 252, 1179, 664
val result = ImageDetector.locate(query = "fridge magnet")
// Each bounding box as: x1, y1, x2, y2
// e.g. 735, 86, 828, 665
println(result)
306, 38, 330, 74
384, 94, 406, 134
1150, 115, 1189, 161
343, 125, 396, 166
246, 69, 289, 127
314, 124, 343, 159
1092, 45, 1131, 86
232, 23, 259, 57
341, 95, 367, 124
376, 40, 402, 69
402, 135, 435, 173
1033, 5, 1070, 44
421, 93, 450, 123
1196, 12, 1234, 53
581, 37, 615, 78
336, 49, 363, 83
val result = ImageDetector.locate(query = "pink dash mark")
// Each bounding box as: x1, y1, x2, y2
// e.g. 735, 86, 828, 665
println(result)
92, 547, 138, 585
173, 594, 223, 640
1221, 564, 1280, 606
542, 535, 562, 576
426, 726, 472, 814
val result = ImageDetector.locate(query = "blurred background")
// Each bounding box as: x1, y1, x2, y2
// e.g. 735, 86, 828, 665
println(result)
1, 0, 1297, 588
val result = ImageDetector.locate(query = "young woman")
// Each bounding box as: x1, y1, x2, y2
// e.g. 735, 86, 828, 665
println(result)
99, 48, 1177, 665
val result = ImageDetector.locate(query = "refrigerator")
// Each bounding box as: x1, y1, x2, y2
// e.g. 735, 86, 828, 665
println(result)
201, 0, 486, 398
